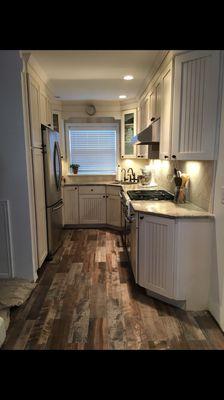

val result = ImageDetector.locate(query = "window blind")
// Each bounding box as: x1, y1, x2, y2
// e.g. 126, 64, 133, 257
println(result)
69, 128, 117, 175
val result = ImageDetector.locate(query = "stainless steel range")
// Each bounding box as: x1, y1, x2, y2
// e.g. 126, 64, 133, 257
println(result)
127, 189, 174, 201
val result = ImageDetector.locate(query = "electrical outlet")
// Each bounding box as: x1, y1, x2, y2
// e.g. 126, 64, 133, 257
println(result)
221, 187, 224, 204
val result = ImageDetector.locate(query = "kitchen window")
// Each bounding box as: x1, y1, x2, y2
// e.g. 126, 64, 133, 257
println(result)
66, 123, 118, 175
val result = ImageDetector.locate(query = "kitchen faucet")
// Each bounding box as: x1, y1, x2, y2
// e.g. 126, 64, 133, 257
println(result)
121, 168, 127, 182
127, 167, 136, 182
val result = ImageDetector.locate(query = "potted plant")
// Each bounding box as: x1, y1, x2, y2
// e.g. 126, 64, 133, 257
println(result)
70, 163, 80, 175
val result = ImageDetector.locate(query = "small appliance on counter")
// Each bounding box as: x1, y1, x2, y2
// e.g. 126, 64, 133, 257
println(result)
173, 169, 190, 203
138, 163, 157, 187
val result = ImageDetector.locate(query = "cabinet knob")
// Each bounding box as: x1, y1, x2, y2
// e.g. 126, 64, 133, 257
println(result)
121, 155, 124, 158
171, 155, 176, 159
75, 187, 77, 190
48, 124, 51, 126
151, 117, 156, 122
140, 215, 144, 220
91, 189, 93, 191
164, 155, 169, 159
103, 195, 105, 198
137, 155, 140, 158
141, 155, 143, 158
106, 195, 109, 198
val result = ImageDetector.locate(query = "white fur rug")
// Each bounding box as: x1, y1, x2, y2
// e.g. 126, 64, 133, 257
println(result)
0, 279, 36, 347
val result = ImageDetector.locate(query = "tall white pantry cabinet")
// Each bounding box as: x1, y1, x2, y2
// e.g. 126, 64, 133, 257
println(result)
27, 73, 48, 269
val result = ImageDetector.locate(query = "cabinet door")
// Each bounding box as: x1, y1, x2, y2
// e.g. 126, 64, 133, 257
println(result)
63, 187, 79, 225
27, 74, 41, 148
32, 148, 48, 267
46, 97, 52, 127
40, 92, 47, 126
149, 88, 156, 123
106, 195, 121, 227
155, 79, 161, 119
159, 63, 173, 160
79, 195, 106, 224
138, 214, 176, 298
172, 50, 220, 160
121, 109, 137, 159
53, 111, 65, 159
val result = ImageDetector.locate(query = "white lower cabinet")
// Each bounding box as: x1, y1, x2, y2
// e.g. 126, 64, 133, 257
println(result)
138, 214, 175, 299
79, 194, 106, 224
32, 148, 48, 268
106, 195, 121, 227
138, 213, 213, 310
63, 186, 79, 225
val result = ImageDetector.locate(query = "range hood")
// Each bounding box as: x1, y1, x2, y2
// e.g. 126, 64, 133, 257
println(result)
131, 117, 160, 145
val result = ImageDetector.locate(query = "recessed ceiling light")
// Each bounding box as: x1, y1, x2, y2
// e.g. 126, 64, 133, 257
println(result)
119, 95, 127, 99
123, 75, 134, 80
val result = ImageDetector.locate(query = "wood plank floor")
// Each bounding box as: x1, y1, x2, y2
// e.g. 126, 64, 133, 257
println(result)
2, 228, 224, 350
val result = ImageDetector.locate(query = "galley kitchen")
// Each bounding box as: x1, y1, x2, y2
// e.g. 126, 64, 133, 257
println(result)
1, 50, 224, 350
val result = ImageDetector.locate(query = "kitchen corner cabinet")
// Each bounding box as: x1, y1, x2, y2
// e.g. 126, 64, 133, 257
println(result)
32, 148, 48, 267
79, 195, 106, 224
171, 50, 220, 160
138, 213, 213, 310
63, 186, 79, 225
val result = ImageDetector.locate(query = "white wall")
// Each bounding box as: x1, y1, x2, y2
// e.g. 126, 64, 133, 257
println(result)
209, 56, 224, 330
0, 50, 36, 281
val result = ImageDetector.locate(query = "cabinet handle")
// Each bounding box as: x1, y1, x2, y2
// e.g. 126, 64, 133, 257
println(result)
106, 195, 109, 198
91, 189, 93, 191
103, 195, 105, 198
121, 155, 124, 158
137, 155, 140, 158
140, 216, 144, 220
141, 155, 143, 158
164, 155, 169, 159
48, 124, 51, 126
171, 155, 176, 159
75, 187, 77, 190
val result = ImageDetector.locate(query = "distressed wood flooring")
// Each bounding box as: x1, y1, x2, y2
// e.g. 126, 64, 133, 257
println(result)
2, 228, 224, 350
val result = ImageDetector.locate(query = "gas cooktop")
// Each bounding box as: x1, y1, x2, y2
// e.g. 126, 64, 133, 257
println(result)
127, 190, 174, 201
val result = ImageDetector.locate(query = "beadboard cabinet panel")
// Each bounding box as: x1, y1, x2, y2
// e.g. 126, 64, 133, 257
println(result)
63, 187, 79, 225
79, 195, 106, 224
138, 214, 176, 299
172, 50, 220, 160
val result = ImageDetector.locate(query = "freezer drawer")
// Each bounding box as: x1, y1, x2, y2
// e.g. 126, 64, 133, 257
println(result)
46, 199, 63, 257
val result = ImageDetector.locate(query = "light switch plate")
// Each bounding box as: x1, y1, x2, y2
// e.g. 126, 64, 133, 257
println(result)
221, 187, 224, 204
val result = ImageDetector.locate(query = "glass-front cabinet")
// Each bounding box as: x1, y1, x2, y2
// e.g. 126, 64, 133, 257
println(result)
121, 108, 148, 159
121, 109, 137, 159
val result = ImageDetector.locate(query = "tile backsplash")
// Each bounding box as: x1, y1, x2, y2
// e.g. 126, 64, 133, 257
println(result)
148, 159, 214, 211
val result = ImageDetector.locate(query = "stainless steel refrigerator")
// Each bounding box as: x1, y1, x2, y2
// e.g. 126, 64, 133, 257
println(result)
41, 125, 63, 259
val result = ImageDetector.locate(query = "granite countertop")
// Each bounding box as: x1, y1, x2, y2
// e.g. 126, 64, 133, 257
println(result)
63, 181, 213, 219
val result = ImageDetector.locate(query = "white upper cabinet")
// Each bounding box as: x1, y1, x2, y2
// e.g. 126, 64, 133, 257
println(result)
27, 74, 41, 148
171, 50, 220, 160
159, 62, 173, 160
121, 109, 137, 159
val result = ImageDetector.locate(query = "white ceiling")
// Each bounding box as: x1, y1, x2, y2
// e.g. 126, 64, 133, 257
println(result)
30, 50, 168, 101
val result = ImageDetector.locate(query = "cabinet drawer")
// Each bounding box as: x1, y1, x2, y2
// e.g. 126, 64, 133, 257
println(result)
79, 185, 106, 195
106, 185, 121, 196
63, 186, 79, 192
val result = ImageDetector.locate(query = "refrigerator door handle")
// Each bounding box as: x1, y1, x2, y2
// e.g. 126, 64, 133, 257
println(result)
52, 201, 63, 212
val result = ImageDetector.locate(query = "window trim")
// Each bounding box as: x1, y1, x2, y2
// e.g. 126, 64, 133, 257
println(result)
65, 122, 120, 176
